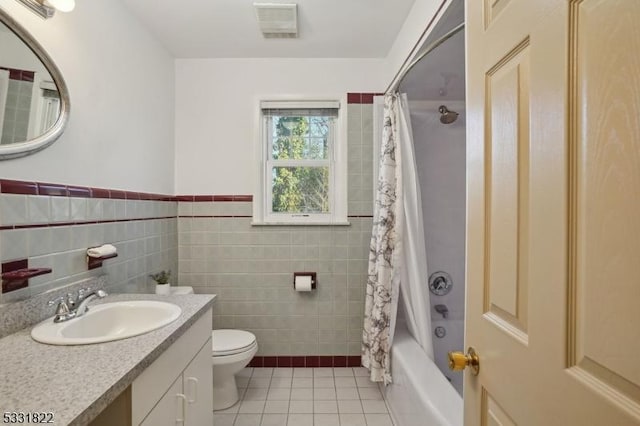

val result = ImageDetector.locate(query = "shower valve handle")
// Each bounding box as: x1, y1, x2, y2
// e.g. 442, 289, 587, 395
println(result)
448, 347, 480, 376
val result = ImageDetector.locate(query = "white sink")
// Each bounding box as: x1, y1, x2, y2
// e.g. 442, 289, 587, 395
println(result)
31, 301, 182, 345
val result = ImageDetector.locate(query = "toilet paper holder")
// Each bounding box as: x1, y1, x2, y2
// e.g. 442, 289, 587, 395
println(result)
293, 272, 317, 290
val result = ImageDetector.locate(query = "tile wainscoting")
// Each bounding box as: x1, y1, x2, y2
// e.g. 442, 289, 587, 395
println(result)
0, 179, 178, 303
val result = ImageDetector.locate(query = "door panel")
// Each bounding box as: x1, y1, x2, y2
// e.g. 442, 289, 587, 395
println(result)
481, 388, 516, 426
484, 40, 530, 341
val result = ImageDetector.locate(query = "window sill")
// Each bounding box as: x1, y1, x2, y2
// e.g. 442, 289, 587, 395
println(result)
251, 221, 351, 227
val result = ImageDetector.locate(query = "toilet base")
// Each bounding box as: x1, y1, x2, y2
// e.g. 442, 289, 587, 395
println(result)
213, 374, 240, 410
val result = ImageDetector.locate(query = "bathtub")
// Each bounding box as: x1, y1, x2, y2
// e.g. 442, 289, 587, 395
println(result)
383, 324, 463, 426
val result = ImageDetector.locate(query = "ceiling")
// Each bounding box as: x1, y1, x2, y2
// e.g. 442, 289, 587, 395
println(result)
120, 0, 417, 59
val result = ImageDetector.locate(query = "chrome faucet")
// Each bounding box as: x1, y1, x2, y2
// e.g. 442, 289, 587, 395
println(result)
75, 289, 108, 317
48, 288, 108, 323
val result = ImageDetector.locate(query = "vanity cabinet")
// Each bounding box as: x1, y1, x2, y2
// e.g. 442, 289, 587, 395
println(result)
132, 308, 213, 426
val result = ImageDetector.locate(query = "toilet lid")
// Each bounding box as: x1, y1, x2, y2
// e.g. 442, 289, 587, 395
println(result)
212, 329, 257, 356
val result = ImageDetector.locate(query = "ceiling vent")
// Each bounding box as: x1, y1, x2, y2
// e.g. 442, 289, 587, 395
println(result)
254, 3, 298, 39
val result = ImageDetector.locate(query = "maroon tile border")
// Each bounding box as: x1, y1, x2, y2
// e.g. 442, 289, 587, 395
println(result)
172, 195, 253, 202
0, 179, 177, 202
347, 93, 384, 104
277, 356, 292, 367
38, 182, 68, 197
249, 355, 361, 368
1, 67, 35, 82
333, 356, 347, 367
347, 93, 362, 104
263, 356, 278, 368
0, 216, 176, 231
0, 180, 38, 195
0, 179, 257, 204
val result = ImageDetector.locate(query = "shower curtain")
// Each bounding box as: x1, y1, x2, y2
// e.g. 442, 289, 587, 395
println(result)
362, 93, 434, 384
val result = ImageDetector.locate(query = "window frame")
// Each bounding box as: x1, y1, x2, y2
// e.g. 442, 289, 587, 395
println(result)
253, 98, 349, 226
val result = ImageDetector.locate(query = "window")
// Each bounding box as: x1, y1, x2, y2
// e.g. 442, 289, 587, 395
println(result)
254, 100, 348, 225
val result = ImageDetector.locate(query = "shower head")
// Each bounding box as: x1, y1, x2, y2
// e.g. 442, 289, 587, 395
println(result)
438, 105, 459, 124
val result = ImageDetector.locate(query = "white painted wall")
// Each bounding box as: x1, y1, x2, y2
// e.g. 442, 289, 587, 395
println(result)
174, 58, 385, 194
0, 30, 50, 78
0, 0, 175, 194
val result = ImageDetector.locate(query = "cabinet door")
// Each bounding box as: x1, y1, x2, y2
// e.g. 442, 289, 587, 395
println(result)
183, 338, 213, 426
140, 375, 185, 426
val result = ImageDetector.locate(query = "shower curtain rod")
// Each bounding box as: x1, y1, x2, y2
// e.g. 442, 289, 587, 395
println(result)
386, 22, 465, 94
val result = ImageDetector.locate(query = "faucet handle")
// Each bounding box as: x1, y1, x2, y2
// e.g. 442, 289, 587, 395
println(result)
77, 287, 91, 301
48, 296, 70, 315
47, 296, 66, 307
66, 292, 77, 308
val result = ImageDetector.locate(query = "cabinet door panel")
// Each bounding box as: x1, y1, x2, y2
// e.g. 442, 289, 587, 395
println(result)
140, 375, 184, 426
184, 338, 213, 426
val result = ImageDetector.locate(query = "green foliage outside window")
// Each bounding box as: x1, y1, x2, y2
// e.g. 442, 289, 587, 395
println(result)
271, 116, 330, 214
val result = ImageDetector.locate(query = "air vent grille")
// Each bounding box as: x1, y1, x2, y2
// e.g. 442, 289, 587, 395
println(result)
254, 3, 298, 38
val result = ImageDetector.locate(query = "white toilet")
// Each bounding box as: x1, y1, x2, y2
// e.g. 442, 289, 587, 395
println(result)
169, 287, 258, 410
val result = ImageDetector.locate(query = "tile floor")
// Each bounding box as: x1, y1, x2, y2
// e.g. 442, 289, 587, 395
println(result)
213, 367, 395, 426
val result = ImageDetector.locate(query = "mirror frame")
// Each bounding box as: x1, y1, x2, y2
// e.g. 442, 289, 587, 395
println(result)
0, 7, 70, 160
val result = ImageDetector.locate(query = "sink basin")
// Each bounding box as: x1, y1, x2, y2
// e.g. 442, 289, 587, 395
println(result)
31, 301, 182, 345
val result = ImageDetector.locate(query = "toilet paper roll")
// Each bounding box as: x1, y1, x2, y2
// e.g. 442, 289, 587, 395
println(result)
294, 275, 313, 292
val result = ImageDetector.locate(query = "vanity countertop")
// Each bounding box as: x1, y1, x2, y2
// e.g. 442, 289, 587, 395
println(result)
0, 293, 216, 426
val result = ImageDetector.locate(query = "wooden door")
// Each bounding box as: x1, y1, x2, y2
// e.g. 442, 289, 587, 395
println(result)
465, 0, 640, 424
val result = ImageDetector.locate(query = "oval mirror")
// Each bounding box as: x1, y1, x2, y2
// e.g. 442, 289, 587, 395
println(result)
0, 8, 69, 160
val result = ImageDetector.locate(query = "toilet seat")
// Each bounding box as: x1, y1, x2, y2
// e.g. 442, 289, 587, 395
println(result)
212, 329, 257, 356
